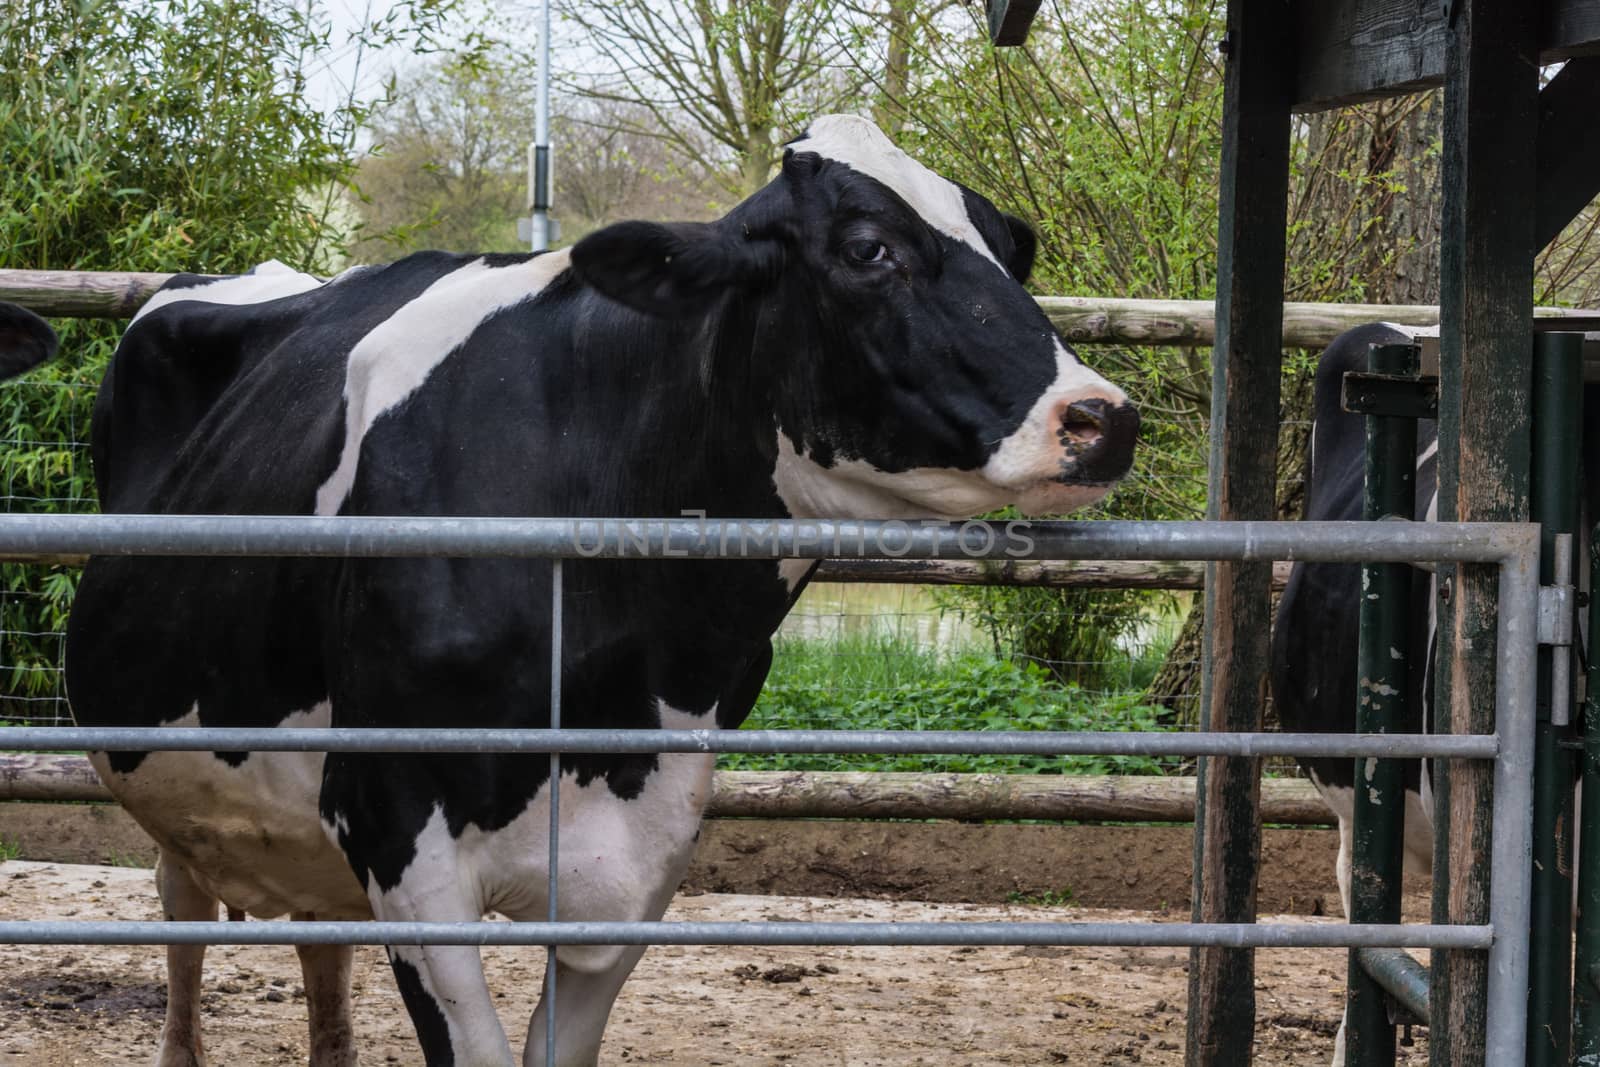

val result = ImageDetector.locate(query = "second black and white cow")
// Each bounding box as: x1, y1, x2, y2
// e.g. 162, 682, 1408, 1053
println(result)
1272, 321, 1599, 1061
0, 301, 57, 379
53, 116, 1140, 1066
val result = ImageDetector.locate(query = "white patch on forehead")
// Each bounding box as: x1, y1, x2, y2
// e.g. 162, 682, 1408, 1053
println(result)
315, 249, 572, 516
133, 260, 323, 322
788, 114, 1005, 273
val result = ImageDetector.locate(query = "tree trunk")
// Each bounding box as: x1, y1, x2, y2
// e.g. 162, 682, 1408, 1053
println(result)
1145, 92, 1442, 725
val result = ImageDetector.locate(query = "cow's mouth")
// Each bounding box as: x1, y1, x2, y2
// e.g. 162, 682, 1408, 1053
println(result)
1010, 477, 1119, 518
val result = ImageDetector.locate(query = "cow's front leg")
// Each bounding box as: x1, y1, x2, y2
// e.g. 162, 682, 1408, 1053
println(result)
293, 913, 358, 1067
369, 857, 513, 1067
153, 852, 218, 1067
522, 945, 650, 1067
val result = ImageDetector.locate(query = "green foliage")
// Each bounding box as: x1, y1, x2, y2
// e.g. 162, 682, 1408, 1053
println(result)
0, 0, 442, 721
858, 1, 1225, 682
1006, 887, 1075, 907
720, 632, 1175, 776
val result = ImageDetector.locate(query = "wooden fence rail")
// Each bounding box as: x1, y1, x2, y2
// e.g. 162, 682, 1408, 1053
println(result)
2, 268, 1597, 348
0, 753, 1328, 824
0, 552, 1288, 592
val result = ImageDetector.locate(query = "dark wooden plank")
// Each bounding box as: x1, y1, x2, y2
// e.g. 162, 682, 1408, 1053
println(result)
1294, 0, 1447, 112
1536, 57, 1600, 252
1545, 0, 1600, 60
985, 0, 1042, 46
1293, 0, 1600, 112
1431, 0, 1540, 1064
1186, 1, 1293, 1064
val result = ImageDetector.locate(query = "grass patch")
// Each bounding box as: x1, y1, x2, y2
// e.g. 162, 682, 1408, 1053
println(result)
721, 631, 1174, 776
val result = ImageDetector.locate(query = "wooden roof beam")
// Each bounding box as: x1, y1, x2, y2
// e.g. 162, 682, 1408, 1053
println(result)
1293, 0, 1600, 113
985, 0, 1041, 46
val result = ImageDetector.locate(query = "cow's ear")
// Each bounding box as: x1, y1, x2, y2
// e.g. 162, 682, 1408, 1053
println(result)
1002, 214, 1036, 286
571, 221, 784, 318
0, 303, 58, 381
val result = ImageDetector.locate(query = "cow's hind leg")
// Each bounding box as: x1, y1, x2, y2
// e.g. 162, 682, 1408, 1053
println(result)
293, 913, 358, 1067
153, 852, 218, 1067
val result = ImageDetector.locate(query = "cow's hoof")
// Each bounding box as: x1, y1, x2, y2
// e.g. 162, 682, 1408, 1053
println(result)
308, 1034, 359, 1067
153, 1047, 206, 1067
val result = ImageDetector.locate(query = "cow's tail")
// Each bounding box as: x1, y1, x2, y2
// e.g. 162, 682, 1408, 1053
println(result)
0, 302, 59, 381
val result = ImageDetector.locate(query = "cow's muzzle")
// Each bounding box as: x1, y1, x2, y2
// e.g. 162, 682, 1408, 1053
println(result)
1055, 398, 1140, 484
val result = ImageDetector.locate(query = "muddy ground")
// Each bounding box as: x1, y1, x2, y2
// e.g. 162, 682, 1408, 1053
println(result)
0, 812, 1433, 1065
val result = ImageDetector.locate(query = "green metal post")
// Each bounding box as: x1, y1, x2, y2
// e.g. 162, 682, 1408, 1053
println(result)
1529, 332, 1582, 1066
1576, 522, 1600, 1065
1347, 341, 1419, 1066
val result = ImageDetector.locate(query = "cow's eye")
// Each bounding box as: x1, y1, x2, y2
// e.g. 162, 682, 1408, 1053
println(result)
843, 240, 889, 265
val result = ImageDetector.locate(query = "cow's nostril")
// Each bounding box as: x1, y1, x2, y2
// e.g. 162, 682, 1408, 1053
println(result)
1060, 399, 1107, 450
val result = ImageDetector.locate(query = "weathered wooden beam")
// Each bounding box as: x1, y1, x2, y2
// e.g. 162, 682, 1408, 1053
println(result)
1545, 0, 1600, 61
0, 754, 1330, 823
1432, 0, 1540, 1063
1188, 0, 1293, 1063
985, 0, 1042, 46
0, 269, 192, 319
812, 558, 1292, 590
1292, 0, 1600, 113
4, 269, 1598, 351
0, 753, 108, 802
1535, 57, 1600, 252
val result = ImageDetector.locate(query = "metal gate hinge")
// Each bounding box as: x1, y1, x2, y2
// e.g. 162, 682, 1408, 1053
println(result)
1540, 584, 1575, 647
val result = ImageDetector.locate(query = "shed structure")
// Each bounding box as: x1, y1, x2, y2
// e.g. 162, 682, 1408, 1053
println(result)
987, 1, 1600, 1065
1202, 4, 1599, 1065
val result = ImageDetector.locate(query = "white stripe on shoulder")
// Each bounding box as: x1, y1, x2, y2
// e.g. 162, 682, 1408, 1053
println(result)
134, 261, 323, 322
1373, 321, 1440, 340
788, 115, 1004, 272
314, 250, 572, 516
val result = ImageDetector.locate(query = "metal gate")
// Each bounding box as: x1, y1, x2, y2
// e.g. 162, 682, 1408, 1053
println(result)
0, 513, 1542, 1064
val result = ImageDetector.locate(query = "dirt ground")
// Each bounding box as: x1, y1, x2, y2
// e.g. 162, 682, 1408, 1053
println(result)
0, 850, 1432, 1066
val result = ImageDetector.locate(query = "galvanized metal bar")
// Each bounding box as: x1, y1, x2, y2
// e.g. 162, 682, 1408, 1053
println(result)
0, 726, 1500, 760
545, 557, 562, 1067
0, 920, 1496, 950
1347, 341, 1420, 1066
1529, 332, 1583, 1066
0, 514, 1529, 564
1575, 525, 1600, 1065
1355, 947, 1431, 1024
1484, 535, 1543, 1067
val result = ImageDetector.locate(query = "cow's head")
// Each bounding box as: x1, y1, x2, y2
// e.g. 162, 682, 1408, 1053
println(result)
572, 114, 1138, 518
0, 303, 57, 382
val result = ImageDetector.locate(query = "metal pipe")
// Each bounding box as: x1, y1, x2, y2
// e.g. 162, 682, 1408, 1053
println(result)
1346, 341, 1420, 1065
1355, 947, 1431, 1023
1484, 540, 1543, 1067
1528, 332, 1582, 1066
529, 0, 551, 251
0, 919, 1496, 950
0, 726, 1501, 760
0, 515, 1528, 564
545, 557, 562, 1067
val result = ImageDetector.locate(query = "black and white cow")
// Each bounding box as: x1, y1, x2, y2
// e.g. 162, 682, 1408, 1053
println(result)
1272, 321, 1599, 1062
49, 116, 1139, 1067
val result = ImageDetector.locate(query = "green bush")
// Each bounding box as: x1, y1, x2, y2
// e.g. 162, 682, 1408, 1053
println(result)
0, 0, 441, 721
721, 633, 1174, 776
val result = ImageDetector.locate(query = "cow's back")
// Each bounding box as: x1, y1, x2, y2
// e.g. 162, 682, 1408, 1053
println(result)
66, 253, 512, 919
